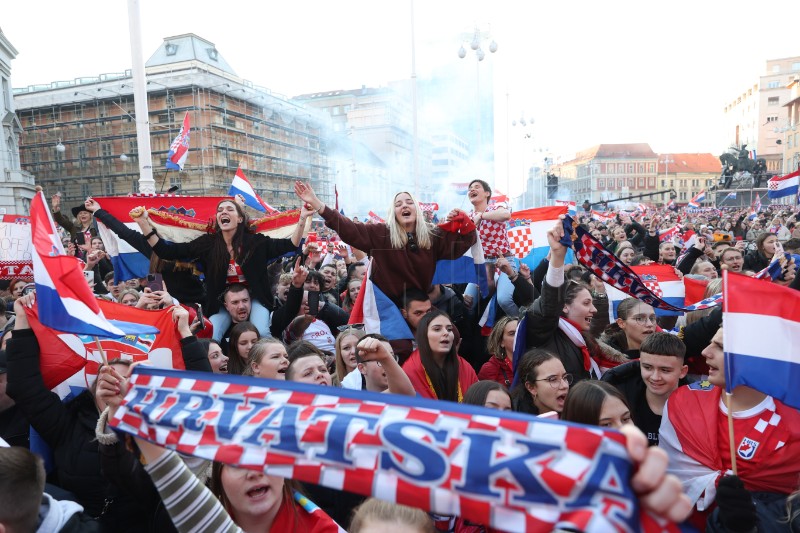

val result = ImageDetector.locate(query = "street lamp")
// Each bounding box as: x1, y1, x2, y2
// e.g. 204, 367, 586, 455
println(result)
458, 27, 497, 159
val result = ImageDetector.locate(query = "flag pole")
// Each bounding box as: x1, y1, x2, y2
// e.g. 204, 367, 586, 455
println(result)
724, 392, 737, 475
93, 336, 109, 367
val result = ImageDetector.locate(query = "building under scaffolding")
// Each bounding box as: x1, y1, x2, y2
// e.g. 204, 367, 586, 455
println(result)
13, 34, 332, 210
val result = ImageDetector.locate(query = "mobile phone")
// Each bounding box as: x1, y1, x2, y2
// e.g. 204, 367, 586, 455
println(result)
307, 291, 320, 316
146, 273, 163, 292
83, 270, 95, 285
194, 303, 206, 330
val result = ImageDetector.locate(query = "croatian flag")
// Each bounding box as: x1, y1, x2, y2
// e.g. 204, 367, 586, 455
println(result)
767, 168, 800, 199
748, 149, 757, 160
367, 211, 385, 224
348, 262, 413, 341
166, 112, 191, 171
450, 182, 469, 195
554, 199, 577, 217
723, 271, 800, 409
659, 226, 680, 243
30, 192, 155, 338
666, 199, 676, 210
725, 192, 737, 200
510, 205, 573, 270
687, 190, 705, 209
490, 190, 508, 204
229, 167, 277, 213
431, 234, 489, 297
590, 210, 615, 224
606, 264, 685, 318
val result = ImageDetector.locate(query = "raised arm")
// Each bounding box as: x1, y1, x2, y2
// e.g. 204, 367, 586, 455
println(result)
357, 337, 415, 396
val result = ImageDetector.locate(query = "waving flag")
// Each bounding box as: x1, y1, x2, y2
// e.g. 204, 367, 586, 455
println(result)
666, 199, 676, 210
723, 271, 800, 409
489, 190, 508, 204
687, 190, 705, 209
590, 210, 615, 224
367, 211, 385, 224
507, 225, 534, 259
419, 202, 439, 213
229, 168, 278, 213
554, 200, 577, 217
510, 205, 573, 270
767, 168, 800, 199
348, 262, 412, 341
606, 264, 685, 317
111, 367, 687, 533
166, 112, 191, 170
30, 192, 155, 338
659, 226, 680, 243
450, 182, 469, 195
431, 234, 489, 297
25, 301, 183, 397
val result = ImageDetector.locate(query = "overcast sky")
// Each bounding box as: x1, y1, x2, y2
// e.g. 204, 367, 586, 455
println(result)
3, 0, 798, 195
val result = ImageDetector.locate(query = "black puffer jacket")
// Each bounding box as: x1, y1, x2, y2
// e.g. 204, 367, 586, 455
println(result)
6, 329, 146, 532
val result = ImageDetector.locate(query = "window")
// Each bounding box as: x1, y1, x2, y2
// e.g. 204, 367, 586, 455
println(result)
129, 139, 138, 154
793, 62, 800, 71
104, 181, 115, 196
649, 163, 655, 172
132, 180, 139, 194
81, 183, 91, 198
638, 164, 644, 172
166, 93, 176, 108
768, 97, 779, 106
598, 178, 605, 187
629, 164, 635, 173
648, 177, 655, 187
618, 178, 625, 187
680, 192, 687, 200
767, 81, 781, 89
638, 177, 645, 187
661, 179, 666, 187
223, 117, 236, 128
101, 143, 113, 158
767, 116, 778, 122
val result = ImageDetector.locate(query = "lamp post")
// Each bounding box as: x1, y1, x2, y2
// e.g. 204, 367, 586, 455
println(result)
458, 27, 497, 160
659, 154, 673, 204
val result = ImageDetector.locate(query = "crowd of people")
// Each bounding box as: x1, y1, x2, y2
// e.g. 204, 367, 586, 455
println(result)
0, 179, 798, 532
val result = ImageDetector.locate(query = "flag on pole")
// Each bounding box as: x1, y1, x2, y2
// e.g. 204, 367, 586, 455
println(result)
554, 200, 577, 217
29, 192, 156, 338
723, 271, 800, 409
767, 168, 800, 199
228, 167, 278, 213
687, 190, 706, 209
166, 112, 191, 170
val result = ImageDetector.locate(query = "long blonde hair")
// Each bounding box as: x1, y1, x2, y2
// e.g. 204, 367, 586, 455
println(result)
387, 191, 434, 250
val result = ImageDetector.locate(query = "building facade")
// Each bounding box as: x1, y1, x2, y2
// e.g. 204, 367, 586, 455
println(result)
551, 144, 660, 206
782, 76, 800, 175
13, 34, 332, 211
724, 56, 800, 174
656, 153, 718, 205
0, 27, 35, 215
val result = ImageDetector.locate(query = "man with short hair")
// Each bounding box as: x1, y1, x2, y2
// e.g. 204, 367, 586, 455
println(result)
602, 332, 688, 447
719, 247, 744, 273
0, 446, 99, 533
400, 288, 432, 335
354, 334, 415, 395
216, 283, 254, 352
660, 327, 800, 528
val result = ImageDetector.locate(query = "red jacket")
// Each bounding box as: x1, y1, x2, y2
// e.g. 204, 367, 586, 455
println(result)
403, 349, 478, 401
477, 355, 513, 387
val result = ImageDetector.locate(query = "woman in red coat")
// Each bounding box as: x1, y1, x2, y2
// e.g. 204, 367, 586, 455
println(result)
402, 310, 477, 402
478, 316, 518, 387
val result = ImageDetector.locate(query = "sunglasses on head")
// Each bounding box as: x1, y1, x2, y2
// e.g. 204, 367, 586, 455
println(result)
337, 323, 366, 332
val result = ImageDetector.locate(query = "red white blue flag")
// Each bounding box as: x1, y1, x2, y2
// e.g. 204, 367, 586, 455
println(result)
111, 367, 688, 533
687, 190, 705, 209
723, 271, 800, 409
229, 167, 278, 214
166, 112, 191, 171
348, 261, 413, 341
30, 192, 156, 338
767, 168, 800, 200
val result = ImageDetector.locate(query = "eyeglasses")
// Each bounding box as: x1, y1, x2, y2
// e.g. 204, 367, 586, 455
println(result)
337, 323, 365, 332
406, 233, 419, 252
535, 373, 573, 388
629, 315, 658, 325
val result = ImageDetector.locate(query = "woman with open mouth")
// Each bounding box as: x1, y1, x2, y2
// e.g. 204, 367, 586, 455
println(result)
521, 218, 617, 382
133, 198, 315, 343
243, 338, 289, 379
293, 181, 476, 310
510, 349, 571, 417
401, 309, 478, 402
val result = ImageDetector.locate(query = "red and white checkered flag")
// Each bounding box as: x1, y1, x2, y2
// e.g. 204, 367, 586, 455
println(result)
507, 226, 534, 259
640, 275, 663, 298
